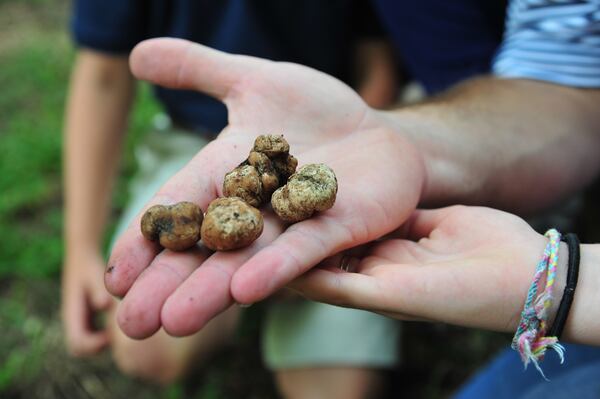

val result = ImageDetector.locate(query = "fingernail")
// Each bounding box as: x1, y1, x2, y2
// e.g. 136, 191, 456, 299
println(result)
340, 256, 359, 272
236, 302, 253, 308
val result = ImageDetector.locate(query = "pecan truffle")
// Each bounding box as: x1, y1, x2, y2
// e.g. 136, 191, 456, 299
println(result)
201, 197, 264, 251
253, 134, 290, 157
271, 164, 337, 223
141, 202, 203, 251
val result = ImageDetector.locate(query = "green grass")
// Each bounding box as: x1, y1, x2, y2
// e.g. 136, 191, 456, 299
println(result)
0, 36, 159, 278
0, 38, 67, 278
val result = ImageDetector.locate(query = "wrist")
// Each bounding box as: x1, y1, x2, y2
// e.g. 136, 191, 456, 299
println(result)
560, 243, 600, 344
377, 107, 477, 208
64, 244, 102, 264
64, 226, 102, 258
366, 108, 428, 203
510, 233, 573, 336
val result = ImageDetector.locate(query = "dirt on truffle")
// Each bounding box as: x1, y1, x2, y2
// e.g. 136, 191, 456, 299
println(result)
201, 197, 264, 251
223, 165, 264, 207
223, 135, 297, 208
271, 164, 337, 223
140, 202, 203, 251
253, 134, 290, 157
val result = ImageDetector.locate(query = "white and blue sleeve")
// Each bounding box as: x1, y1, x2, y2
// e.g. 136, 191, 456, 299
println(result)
493, 0, 600, 87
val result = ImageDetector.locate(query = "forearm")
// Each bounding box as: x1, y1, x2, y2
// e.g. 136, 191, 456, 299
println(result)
384, 77, 600, 214
64, 50, 135, 255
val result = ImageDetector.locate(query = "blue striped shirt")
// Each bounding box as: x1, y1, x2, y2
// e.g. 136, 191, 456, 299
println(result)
494, 0, 600, 87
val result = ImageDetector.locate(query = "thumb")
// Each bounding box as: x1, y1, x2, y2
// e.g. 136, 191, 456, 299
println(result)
399, 207, 456, 241
129, 38, 265, 101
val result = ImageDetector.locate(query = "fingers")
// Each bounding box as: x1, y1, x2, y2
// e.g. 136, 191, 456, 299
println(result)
362, 239, 441, 268
63, 285, 110, 356
105, 139, 247, 297
289, 267, 430, 322
66, 329, 110, 357
287, 268, 379, 310
160, 216, 283, 336
130, 38, 264, 101
116, 247, 210, 339
289, 257, 443, 322
159, 251, 243, 336
116, 214, 284, 338
230, 216, 357, 304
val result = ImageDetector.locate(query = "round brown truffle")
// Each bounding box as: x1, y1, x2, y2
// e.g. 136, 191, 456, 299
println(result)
253, 134, 290, 158
141, 202, 203, 251
271, 164, 338, 223
201, 197, 264, 251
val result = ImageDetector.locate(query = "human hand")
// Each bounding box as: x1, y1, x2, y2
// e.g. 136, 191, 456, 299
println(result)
61, 251, 113, 356
290, 206, 551, 332
106, 38, 425, 338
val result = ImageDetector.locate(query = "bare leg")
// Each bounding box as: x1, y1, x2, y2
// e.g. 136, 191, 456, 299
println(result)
275, 367, 386, 399
108, 304, 240, 384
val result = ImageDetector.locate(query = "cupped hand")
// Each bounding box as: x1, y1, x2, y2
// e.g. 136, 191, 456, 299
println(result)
106, 38, 425, 338
290, 206, 550, 332
62, 252, 113, 356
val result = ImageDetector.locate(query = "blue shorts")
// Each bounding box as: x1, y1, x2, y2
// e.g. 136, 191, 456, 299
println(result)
456, 343, 600, 399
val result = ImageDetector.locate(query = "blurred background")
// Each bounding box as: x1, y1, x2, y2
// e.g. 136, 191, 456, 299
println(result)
3, 0, 580, 398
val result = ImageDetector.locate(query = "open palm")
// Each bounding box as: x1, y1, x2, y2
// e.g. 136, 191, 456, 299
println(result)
106, 38, 425, 338
291, 206, 551, 333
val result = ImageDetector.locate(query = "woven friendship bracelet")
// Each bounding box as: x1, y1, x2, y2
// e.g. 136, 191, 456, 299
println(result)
512, 229, 565, 377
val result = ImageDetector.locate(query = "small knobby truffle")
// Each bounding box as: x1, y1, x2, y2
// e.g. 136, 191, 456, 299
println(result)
271, 163, 338, 223
141, 202, 203, 251
223, 134, 297, 207
222, 164, 263, 207
253, 134, 289, 157
201, 197, 264, 251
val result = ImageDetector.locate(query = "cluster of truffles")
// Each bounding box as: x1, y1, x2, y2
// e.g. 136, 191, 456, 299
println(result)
223, 135, 298, 207
141, 135, 337, 252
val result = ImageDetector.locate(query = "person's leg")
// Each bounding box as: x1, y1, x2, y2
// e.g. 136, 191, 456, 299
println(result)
108, 305, 239, 384
263, 298, 399, 399
275, 367, 386, 399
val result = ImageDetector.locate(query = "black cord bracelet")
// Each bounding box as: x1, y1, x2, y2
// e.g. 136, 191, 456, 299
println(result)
548, 233, 581, 339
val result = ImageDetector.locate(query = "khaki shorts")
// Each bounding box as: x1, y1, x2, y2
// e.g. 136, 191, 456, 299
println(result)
111, 123, 400, 370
